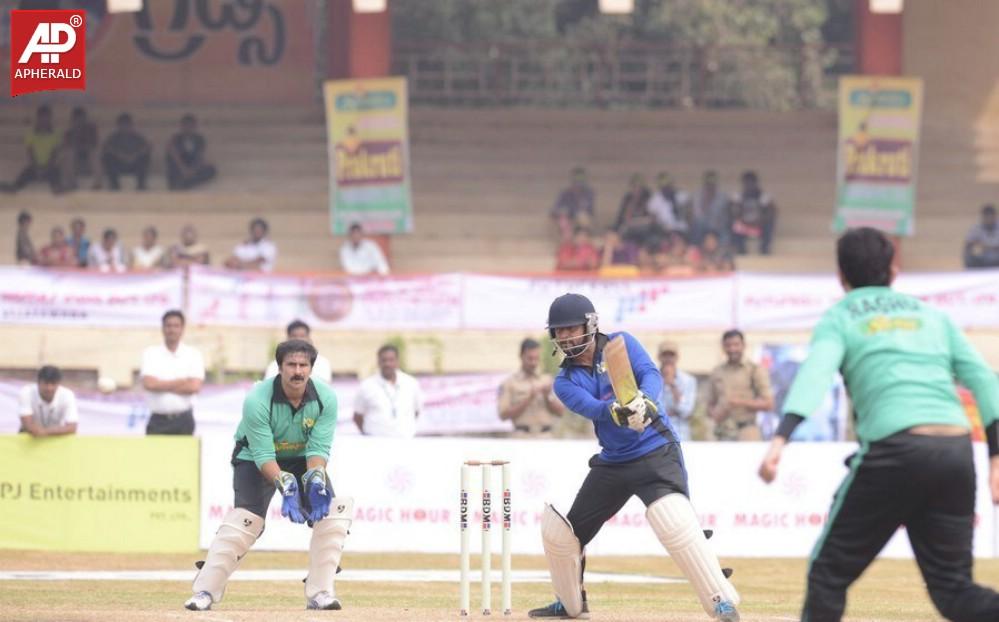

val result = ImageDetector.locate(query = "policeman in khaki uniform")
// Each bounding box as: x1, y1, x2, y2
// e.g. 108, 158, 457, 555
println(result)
498, 338, 565, 437
704, 329, 773, 441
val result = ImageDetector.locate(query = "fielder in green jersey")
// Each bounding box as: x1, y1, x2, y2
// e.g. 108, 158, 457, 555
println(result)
186, 339, 354, 613
759, 228, 999, 622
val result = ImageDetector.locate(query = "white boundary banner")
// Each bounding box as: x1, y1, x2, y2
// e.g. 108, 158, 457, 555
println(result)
447, 274, 731, 331
199, 435, 996, 558
0, 267, 183, 326
187, 267, 462, 329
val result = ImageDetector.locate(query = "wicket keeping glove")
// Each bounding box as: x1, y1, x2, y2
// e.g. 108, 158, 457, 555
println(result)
274, 471, 307, 524
611, 394, 657, 433
302, 467, 332, 523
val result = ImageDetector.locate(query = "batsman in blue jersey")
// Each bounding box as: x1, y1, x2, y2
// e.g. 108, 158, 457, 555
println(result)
529, 293, 740, 621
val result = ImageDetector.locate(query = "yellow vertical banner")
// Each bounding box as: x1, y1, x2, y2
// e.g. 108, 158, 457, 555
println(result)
0, 436, 199, 552
835, 75, 923, 235
324, 77, 412, 235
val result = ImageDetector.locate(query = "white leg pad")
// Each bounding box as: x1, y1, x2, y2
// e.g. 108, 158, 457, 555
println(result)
541, 504, 585, 618
192, 508, 264, 603
305, 496, 354, 600
646, 494, 740, 617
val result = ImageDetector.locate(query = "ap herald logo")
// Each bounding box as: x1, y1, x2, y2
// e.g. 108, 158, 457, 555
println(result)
10, 10, 86, 98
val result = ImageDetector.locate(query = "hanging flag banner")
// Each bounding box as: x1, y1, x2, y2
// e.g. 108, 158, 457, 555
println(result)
834, 75, 923, 235
324, 76, 413, 235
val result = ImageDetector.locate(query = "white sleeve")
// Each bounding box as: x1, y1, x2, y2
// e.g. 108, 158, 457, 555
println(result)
62, 390, 79, 424
339, 244, 353, 273
264, 360, 279, 379
371, 242, 390, 276
190, 348, 206, 380
413, 378, 424, 414
18, 385, 34, 417
139, 347, 153, 378
353, 383, 368, 415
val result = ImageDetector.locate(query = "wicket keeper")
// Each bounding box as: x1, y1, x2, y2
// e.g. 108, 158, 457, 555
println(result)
529, 293, 740, 621
185, 339, 352, 611
759, 227, 999, 621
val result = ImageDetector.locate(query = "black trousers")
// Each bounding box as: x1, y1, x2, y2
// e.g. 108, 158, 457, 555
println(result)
145, 410, 195, 435
233, 457, 335, 519
167, 155, 216, 190
566, 443, 688, 548
102, 152, 150, 189
804, 431, 999, 622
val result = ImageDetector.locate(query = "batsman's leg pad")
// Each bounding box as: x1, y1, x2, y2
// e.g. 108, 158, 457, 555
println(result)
192, 508, 264, 603
541, 503, 585, 618
646, 494, 740, 617
305, 496, 354, 600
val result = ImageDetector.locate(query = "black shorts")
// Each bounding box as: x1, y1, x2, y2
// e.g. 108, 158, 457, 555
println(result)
566, 442, 688, 547
232, 457, 335, 519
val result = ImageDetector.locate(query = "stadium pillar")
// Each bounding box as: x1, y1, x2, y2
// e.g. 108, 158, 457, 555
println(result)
327, 0, 394, 260
327, 0, 392, 79
854, 0, 903, 76
854, 1, 904, 265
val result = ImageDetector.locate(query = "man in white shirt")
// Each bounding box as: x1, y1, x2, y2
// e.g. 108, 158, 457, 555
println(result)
87, 228, 127, 273
224, 217, 277, 272
648, 172, 690, 234
658, 340, 698, 441
264, 319, 333, 383
339, 223, 389, 276
132, 225, 165, 270
140, 309, 205, 435
353, 344, 422, 437
18, 365, 78, 437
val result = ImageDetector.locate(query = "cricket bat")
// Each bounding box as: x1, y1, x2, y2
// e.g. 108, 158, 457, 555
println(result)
604, 335, 639, 404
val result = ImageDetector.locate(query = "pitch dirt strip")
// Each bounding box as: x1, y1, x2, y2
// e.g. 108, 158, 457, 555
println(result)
0, 568, 684, 584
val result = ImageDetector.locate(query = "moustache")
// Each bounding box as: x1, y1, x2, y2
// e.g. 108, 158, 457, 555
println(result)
290, 375, 306, 382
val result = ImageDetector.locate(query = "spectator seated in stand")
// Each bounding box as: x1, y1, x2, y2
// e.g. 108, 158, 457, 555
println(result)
87, 228, 127, 273
691, 170, 731, 245
167, 114, 217, 190
731, 170, 777, 255
599, 230, 641, 277
339, 223, 390, 275
225, 217, 277, 272
556, 227, 601, 271
60, 106, 99, 190
648, 171, 690, 236
67, 218, 90, 268
167, 224, 211, 268
698, 230, 736, 273
99, 113, 151, 191
39, 226, 77, 268
613, 174, 655, 248
550, 166, 596, 241
1, 105, 63, 194
650, 231, 700, 276
964, 204, 999, 269
132, 226, 165, 270
16, 211, 38, 266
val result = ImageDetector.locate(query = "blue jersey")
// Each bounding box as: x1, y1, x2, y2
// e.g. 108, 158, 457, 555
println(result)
554, 331, 679, 462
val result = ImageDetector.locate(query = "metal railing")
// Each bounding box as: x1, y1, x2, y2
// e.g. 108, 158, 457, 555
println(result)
393, 40, 853, 110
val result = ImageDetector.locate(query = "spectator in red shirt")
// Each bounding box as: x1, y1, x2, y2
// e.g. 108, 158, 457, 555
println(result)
39, 226, 77, 268
556, 227, 601, 271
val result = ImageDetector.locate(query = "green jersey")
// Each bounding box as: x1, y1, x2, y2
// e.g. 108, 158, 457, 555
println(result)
233, 377, 339, 469
783, 286, 999, 443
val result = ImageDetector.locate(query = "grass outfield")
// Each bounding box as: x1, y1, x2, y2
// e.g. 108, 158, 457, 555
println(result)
2, 551, 998, 621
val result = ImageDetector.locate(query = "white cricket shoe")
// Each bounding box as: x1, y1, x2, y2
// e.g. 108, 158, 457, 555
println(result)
184, 591, 213, 611
307, 590, 342, 610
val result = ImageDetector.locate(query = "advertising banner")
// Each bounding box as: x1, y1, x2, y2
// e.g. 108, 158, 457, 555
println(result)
0, 435, 199, 552
199, 435, 996, 558
0, 268, 183, 326
835, 75, 924, 235
324, 77, 412, 234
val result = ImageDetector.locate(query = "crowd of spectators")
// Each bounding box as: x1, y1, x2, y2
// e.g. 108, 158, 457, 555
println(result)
551, 167, 777, 274
1, 105, 216, 194
14, 212, 275, 272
